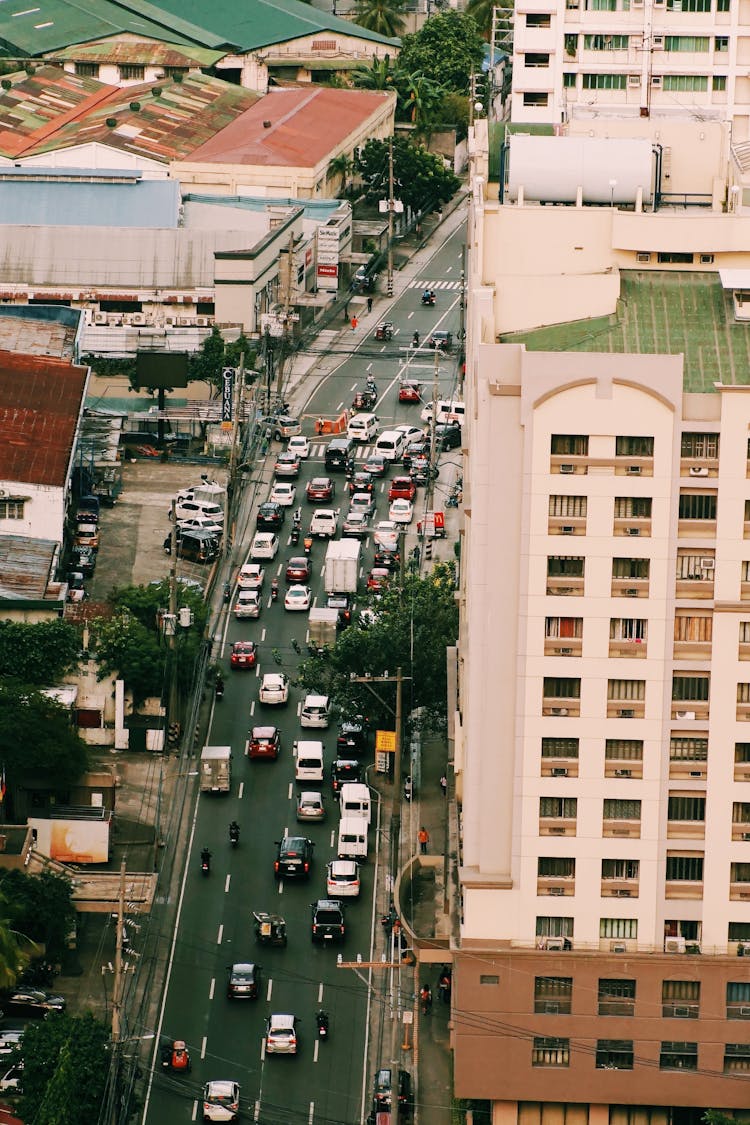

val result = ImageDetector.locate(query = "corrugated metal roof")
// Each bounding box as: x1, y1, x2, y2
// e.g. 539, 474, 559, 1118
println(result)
0, 175, 179, 226
52, 39, 223, 66
0, 351, 88, 488
0, 65, 117, 157
187, 87, 394, 169
0, 535, 59, 600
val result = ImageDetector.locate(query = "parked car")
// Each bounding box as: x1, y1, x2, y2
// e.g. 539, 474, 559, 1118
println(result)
373, 1068, 413, 1117
259, 673, 289, 705
1, 988, 66, 1017
74, 522, 100, 549
226, 963, 260, 1000
230, 640, 257, 669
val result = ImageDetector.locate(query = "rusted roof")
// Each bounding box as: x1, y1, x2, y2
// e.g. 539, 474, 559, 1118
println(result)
0, 535, 58, 600
186, 86, 394, 168
51, 38, 223, 67
21, 70, 261, 163
0, 351, 88, 487
0, 65, 117, 158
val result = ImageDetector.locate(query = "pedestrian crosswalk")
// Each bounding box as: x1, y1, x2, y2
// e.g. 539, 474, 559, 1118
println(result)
410, 279, 462, 291
307, 443, 379, 459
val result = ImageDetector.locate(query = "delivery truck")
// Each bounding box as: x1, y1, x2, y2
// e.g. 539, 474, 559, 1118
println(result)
324, 539, 360, 594
307, 607, 339, 653
200, 745, 232, 793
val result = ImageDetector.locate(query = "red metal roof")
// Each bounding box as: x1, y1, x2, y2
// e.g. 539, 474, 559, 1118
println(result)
0, 352, 88, 487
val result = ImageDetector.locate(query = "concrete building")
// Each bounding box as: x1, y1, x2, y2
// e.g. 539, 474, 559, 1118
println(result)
510, 0, 750, 140
453, 119, 750, 1123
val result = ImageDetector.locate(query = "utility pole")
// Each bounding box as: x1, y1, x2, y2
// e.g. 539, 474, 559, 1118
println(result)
387, 138, 395, 299
226, 351, 246, 560
167, 500, 178, 727
426, 349, 440, 512
458, 246, 466, 398
111, 858, 126, 1042
338, 957, 406, 1125
276, 232, 296, 403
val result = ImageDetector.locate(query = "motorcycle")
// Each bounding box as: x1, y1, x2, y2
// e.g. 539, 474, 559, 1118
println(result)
412, 332, 420, 348
421, 290, 436, 306
290, 526, 300, 545
420, 985, 432, 1015
271, 579, 279, 602
404, 775, 413, 802
229, 822, 240, 848
160, 1039, 191, 1073
215, 675, 225, 701
316, 1010, 330, 1040
303, 536, 313, 557
222, 581, 231, 604
438, 970, 452, 1004
200, 849, 211, 876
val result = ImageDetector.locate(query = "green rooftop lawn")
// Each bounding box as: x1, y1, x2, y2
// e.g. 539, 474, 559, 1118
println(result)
500, 271, 749, 392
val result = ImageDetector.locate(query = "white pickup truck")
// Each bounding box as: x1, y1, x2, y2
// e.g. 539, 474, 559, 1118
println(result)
310, 509, 338, 538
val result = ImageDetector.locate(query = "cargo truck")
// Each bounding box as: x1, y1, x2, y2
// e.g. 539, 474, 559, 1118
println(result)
200, 745, 232, 793
324, 539, 360, 594
307, 607, 338, 653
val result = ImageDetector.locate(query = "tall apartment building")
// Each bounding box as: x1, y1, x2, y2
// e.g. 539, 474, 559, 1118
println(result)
511, 0, 750, 140
454, 339, 750, 1122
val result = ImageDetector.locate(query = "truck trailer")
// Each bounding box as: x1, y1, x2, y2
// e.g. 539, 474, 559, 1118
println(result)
324, 539, 360, 594
200, 745, 232, 793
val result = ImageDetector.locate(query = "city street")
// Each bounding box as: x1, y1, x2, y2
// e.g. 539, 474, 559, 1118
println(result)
141, 223, 465, 1125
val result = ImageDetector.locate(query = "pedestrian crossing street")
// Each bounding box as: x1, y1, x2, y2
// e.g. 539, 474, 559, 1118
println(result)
409, 279, 462, 291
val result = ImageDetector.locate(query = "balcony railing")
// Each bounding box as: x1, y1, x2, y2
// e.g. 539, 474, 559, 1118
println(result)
671, 701, 710, 722
611, 577, 649, 599
542, 698, 581, 717
614, 457, 654, 478
681, 457, 718, 480
604, 759, 643, 780
606, 700, 645, 720
675, 575, 714, 599
539, 816, 577, 837
609, 638, 647, 659
546, 575, 584, 596
548, 515, 586, 537
669, 758, 708, 781
602, 817, 641, 839
601, 878, 640, 899
678, 516, 716, 539
729, 882, 750, 902
667, 819, 705, 840
731, 821, 750, 842
540, 758, 579, 779
613, 516, 651, 538
665, 879, 704, 900
544, 637, 583, 657
537, 876, 575, 897
673, 636, 712, 659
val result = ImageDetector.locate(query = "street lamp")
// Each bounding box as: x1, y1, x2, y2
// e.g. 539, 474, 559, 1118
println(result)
609, 178, 618, 209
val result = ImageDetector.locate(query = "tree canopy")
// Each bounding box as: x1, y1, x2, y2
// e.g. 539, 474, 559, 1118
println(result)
297, 562, 458, 731
187, 327, 257, 389
0, 620, 81, 685
0, 683, 89, 787
397, 11, 485, 93
0, 869, 75, 964
353, 0, 406, 38
18, 1011, 109, 1125
356, 136, 460, 214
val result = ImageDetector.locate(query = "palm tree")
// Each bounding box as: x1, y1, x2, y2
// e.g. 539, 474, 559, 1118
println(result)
351, 54, 397, 91
397, 72, 447, 138
327, 153, 354, 196
353, 0, 406, 39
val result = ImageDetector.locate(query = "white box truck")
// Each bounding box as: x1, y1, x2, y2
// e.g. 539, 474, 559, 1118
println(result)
324, 539, 360, 594
200, 745, 232, 793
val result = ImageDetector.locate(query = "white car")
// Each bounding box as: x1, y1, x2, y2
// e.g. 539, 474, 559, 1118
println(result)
285, 584, 312, 611
176, 515, 224, 537
202, 1079, 240, 1122
270, 481, 297, 507
310, 509, 338, 538
326, 858, 361, 898
373, 520, 400, 550
250, 532, 279, 560
389, 498, 414, 524
234, 589, 261, 619
265, 1013, 298, 1055
171, 499, 225, 525
0, 1062, 23, 1094
395, 423, 424, 445
287, 436, 310, 459
259, 672, 290, 705
237, 563, 264, 589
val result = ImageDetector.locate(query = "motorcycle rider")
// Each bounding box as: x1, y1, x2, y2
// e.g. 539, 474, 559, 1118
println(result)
200, 847, 211, 873
316, 1009, 329, 1037
271, 578, 279, 601
404, 775, 413, 802
215, 673, 224, 700
229, 821, 240, 845
420, 983, 432, 1013
412, 330, 420, 348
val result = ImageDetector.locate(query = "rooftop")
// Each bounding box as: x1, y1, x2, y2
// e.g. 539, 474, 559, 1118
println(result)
0, 351, 89, 487
187, 87, 394, 168
0, 66, 116, 158
0, 535, 59, 600
501, 270, 746, 394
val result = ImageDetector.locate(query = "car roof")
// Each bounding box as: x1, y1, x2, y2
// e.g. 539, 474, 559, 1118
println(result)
262, 672, 286, 685
269, 1013, 295, 1028
254, 532, 276, 541
230, 962, 257, 973
206, 1080, 238, 1095
251, 725, 277, 737
329, 858, 358, 873
298, 791, 323, 802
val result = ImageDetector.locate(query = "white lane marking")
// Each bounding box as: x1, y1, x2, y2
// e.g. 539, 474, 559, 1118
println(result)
266, 978, 273, 1002
350, 382, 357, 390
254, 1099, 261, 1122
217, 924, 223, 944
278, 880, 284, 895
297, 700, 302, 717
318, 982, 324, 1003
313, 1041, 319, 1065
447, 264, 453, 272
225, 874, 231, 893
260, 1042, 266, 1061
239, 781, 245, 799
209, 978, 215, 1000
288, 782, 293, 800
255, 664, 260, 677
201, 1036, 207, 1060
329, 829, 335, 848
408, 310, 414, 319
261, 628, 267, 642
192, 1101, 197, 1121
250, 700, 256, 716
309, 1101, 315, 1122
366, 363, 372, 373
337, 401, 344, 410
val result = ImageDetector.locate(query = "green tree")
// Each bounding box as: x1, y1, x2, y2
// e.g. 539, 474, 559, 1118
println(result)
0, 892, 33, 988
188, 325, 227, 387
327, 153, 354, 196
436, 91, 471, 141
0, 620, 81, 685
0, 684, 89, 788
19, 1011, 109, 1125
396, 71, 447, 138
351, 54, 397, 90
356, 136, 460, 214
465, 0, 510, 39
398, 10, 484, 93
0, 869, 75, 963
296, 562, 458, 730
353, 0, 406, 38
224, 332, 257, 372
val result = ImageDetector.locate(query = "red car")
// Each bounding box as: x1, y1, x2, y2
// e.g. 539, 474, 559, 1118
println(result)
399, 381, 421, 404
246, 725, 280, 760
367, 567, 390, 592
388, 477, 416, 502
286, 556, 312, 583
306, 476, 335, 502
230, 640, 257, 669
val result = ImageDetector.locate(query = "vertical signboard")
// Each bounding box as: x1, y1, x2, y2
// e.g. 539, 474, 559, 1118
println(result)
221, 366, 234, 431
375, 729, 396, 774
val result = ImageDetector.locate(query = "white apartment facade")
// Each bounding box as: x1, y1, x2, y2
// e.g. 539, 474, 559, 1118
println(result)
511, 0, 750, 140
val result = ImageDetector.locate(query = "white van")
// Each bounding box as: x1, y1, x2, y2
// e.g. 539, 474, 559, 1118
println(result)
337, 816, 369, 860
375, 430, 405, 462
339, 782, 372, 825
300, 694, 331, 728
347, 413, 379, 443
421, 399, 465, 426
294, 740, 325, 784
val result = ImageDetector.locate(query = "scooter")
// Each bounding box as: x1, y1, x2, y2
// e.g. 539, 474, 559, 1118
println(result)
316, 1010, 330, 1040
421, 290, 436, 306
200, 849, 211, 876
222, 582, 231, 604
404, 776, 413, 802
271, 579, 279, 602
215, 675, 225, 701
229, 822, 240, 848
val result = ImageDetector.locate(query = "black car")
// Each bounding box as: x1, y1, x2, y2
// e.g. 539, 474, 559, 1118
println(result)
226, 962, 260, 1000
373, 549, 400, 573
331, 758, 362, 795
327, 592, 352, 630
336, 719, 367, 756
274, 835, 314, 880
373, 1067, 413, 1116
435, 421, 462, 451
71, 543, 97, 575
257, 501, 285, 531
311, 899, 346, 944
325, 437, 355, 472
402, 439, 430, 469
1, 988, 66, 1017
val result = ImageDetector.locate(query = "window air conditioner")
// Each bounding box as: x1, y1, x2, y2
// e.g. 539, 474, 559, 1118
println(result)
674, 1006, 691, 1018
618, 708, 635, 718
626, 528, 641, 536
549, 886, 564, 895
178, 317, 193, 327
700, 558, 715, 570
675, 710, 696, 720
549, 707, 569, 716
689, 466, 708, 477
560, 464, 575, 474
132, 313, 146, 325
614, 769, 632, 777
551, 767, 569, 777
93, 313, 107, 325
165, 316, 176, 326
611, 942, 627, 953
636, 252, 650, 263
628, 76, 642, 89
665, 937, 686, 953
652, 75, 663, 87
561, 525, 574, 534
626, 588, 639, 597
122, 314, 134, 325
107, 314, 122, 326
652, 34, 664, 48
195, 316, 209, 327
559, 647, 573, 655
627, 465, 642, 474
613, 889, 632, 897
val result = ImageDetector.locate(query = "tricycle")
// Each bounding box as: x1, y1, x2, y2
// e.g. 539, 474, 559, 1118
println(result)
352, 389, 377, 411
160, 1039, 191, 1072
375, 322, 394, 341
253, 911, 287, 947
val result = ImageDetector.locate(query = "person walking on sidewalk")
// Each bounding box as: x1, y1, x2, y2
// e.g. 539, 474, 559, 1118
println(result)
418, 826, 429, 854
439, 774, 447, 797
366, 296, 373, 313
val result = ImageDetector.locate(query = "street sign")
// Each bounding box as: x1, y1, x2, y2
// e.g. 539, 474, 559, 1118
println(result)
375, 729, 396, 774
221, 367, 234, 429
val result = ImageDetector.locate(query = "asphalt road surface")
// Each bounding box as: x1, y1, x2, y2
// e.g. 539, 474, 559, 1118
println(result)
141, 226, 465, 1125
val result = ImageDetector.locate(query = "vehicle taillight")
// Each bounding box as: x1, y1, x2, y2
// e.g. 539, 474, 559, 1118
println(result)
304, 862, 310, 872
274, 861, 279, 872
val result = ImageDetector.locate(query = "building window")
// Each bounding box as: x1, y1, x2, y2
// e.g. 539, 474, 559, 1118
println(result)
0, 500, 25, 520
163, 66, 188, 78
713, 75, 728, 91
613, 558, 649, 579
664, 35, 709, 50
610, 619, 646, 641
672, 674, 709, 702
600, 918, 638, 939
540, 797, 578, 819
714, 36, 728, 51
616, 436, 654, 457
598, 979, 635, 1016
582, 73, 627, 89
732, 801, 750, 823
662, 75, 708, 92
534, 977, 573, 1014
549, 495, 587, 517
551, 435, 588, 456
602, 859, 639, 880
480, 974, 499, 984
539, 857, 576, 878
731, 862, 750, 883
660, 1042, 698, 1070
665, 854, 704, 882
675, 553, 714, 580
716, 0, 729, 8
603, 799, 641, 821
120, 64, 145, 79
525, 52, 550, 66
729, 922, 750, 942
662, 980, 700, 1018
606, 740, 643, 761
523, 93, 549, 106
668, 795, 706, 822
681, 432, 718, 458
584, 34, 629, 48
607, 680, 645, 701
596, 1040, 633, 1069
670, 737, 708, 762
667, 0, 710, 9
563, 72, 577, 87
543, 678, 581, 700
725, 1044, 750, 1072
674, 614, 712, 644
736, 743, 750, 765
527, 13, 552, 25
726, 982, 750, 1018
678, 492, 716, 520
536, 917, 574, 938
739, 684, 750, 707
614, 497, 652, 518
532, 1037, 569, 1066
75, 63, 99, 77
658, 252, 696, 264
541, 737, 579, 759
547, 556, 585, 577
545, 617, 583, 639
